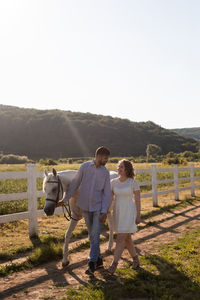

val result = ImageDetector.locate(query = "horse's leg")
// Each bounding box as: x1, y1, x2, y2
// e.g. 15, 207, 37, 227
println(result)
62, 194, 82, 266
62, 218, 79, 266
107, 212, 114, 252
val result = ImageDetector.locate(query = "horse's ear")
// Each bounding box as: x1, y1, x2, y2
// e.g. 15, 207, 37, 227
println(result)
44, 169, 48, 177
52, 168, 57, 177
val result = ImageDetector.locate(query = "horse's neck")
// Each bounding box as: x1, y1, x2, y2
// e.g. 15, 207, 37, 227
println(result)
58, 170, 78, 190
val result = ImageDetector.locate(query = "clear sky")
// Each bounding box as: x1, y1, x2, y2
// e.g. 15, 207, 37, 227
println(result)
0, 0, 199, 129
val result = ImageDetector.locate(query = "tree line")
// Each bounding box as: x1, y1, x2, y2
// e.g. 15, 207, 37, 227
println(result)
172, 127, 200, 141
0, 105, 199, 160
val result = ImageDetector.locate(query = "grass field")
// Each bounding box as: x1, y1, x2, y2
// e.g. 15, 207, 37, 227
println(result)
1, 162, 200, 299
0, 196, 200, 276
1, 197, 200, 299
0, 164, 200, 258
63, 226, 200, 300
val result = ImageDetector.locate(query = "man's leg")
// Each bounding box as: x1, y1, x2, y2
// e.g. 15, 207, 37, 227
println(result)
83, 210, 101, 274
90, 211, 101, 263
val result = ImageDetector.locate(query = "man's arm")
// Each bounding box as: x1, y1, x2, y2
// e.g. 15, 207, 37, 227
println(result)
62, 164, 84, 203
101, 171, 111, 214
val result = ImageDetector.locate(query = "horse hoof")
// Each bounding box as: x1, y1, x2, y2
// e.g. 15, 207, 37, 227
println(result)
62, 258, 70, 267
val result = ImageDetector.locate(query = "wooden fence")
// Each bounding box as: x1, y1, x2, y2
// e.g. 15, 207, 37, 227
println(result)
0, 164, 200, 237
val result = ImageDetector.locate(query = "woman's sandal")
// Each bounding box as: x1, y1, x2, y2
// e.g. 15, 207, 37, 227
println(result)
132, 255, 140, 270
107, 261, 118, 275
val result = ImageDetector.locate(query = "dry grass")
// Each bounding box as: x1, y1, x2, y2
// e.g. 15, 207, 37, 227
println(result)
0, 161, 199, 173
1, 189, 200, 255
0, 216, 87, 254
0, 161, 199, 256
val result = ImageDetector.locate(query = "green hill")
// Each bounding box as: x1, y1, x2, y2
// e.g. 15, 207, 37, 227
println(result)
171, 128, 200, 141
0, 105, 199, 159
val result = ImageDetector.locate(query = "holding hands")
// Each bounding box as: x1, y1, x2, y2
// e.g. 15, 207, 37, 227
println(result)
99, 213, 107, 223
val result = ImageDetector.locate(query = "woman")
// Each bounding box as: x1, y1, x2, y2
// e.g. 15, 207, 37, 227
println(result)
108, 159, 141, 274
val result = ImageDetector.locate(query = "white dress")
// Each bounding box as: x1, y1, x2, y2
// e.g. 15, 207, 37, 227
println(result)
111, 177, 140, 233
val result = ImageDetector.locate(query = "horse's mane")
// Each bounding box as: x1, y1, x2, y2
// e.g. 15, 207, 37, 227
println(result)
43, 170, 78, 192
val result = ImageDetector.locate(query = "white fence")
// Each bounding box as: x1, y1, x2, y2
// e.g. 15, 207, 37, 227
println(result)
0, 164, 200, 237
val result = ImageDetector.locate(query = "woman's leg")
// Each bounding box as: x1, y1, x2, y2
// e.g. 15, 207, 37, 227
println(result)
113, 233, 127, 262
125, 234, 137, 258
107, 211, 114, 252
108, 233, 127, 274
125, 234, 139, 269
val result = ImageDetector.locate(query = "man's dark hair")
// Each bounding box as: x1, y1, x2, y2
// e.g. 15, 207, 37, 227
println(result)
95, 146, 110, 156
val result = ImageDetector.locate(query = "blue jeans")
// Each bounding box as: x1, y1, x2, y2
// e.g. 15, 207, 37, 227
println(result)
83, 210, 101, 265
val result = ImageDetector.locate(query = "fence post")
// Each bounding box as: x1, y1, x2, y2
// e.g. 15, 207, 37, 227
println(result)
174, 164, 179, 201
27, 164, 38, 237
151, 165, 158, 207
190, 164, 195, 197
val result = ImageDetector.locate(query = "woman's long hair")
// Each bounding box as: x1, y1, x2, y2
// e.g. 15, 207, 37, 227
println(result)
119, 159, 135, 178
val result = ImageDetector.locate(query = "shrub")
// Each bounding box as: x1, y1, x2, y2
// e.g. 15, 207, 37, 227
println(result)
0, 154, 32, 164
181, 151, 194, 158
166, 151, 176, 158
162, 157, 187, 165
68, 158, 73, 164
75, 160, 85, 164
39, 159, 57, 165
135, 157, 147, 163
146, 157, 157, 163
39, 159, 46, 165
109, 158, 119, 163
180, 151, 200, 161
58, 158, 68, 163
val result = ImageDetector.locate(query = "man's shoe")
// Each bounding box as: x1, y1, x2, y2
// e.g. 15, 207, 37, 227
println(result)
85, 261, 95, 275
96, 256, 103, 269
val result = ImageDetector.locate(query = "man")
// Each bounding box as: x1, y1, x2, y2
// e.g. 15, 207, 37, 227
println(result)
58, 146, 111, 275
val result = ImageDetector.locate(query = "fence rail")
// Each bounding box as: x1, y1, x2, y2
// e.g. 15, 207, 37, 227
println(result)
0, 164, 200, 237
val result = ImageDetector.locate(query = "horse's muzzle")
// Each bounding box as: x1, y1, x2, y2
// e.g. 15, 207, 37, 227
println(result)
44, 202, 56, 216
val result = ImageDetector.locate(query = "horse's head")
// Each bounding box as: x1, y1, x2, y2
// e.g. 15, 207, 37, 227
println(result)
43, 168, 63, 216
109, 170, 118, 180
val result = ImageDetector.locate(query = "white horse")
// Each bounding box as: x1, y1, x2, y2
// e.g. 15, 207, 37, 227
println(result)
43, 168, 118, 266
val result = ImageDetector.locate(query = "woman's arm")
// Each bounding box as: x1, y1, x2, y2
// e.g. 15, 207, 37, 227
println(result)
134, 190, 141, 224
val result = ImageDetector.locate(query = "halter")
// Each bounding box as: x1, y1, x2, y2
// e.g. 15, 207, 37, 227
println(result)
46, 176, 63, 204
46, 176, 77, 221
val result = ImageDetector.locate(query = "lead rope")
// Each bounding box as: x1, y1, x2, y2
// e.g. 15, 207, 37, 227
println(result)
62, 202, 78, 221
59, 177, 77, 221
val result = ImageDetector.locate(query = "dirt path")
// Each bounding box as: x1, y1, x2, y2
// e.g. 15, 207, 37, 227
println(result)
1, 202, 200, 300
